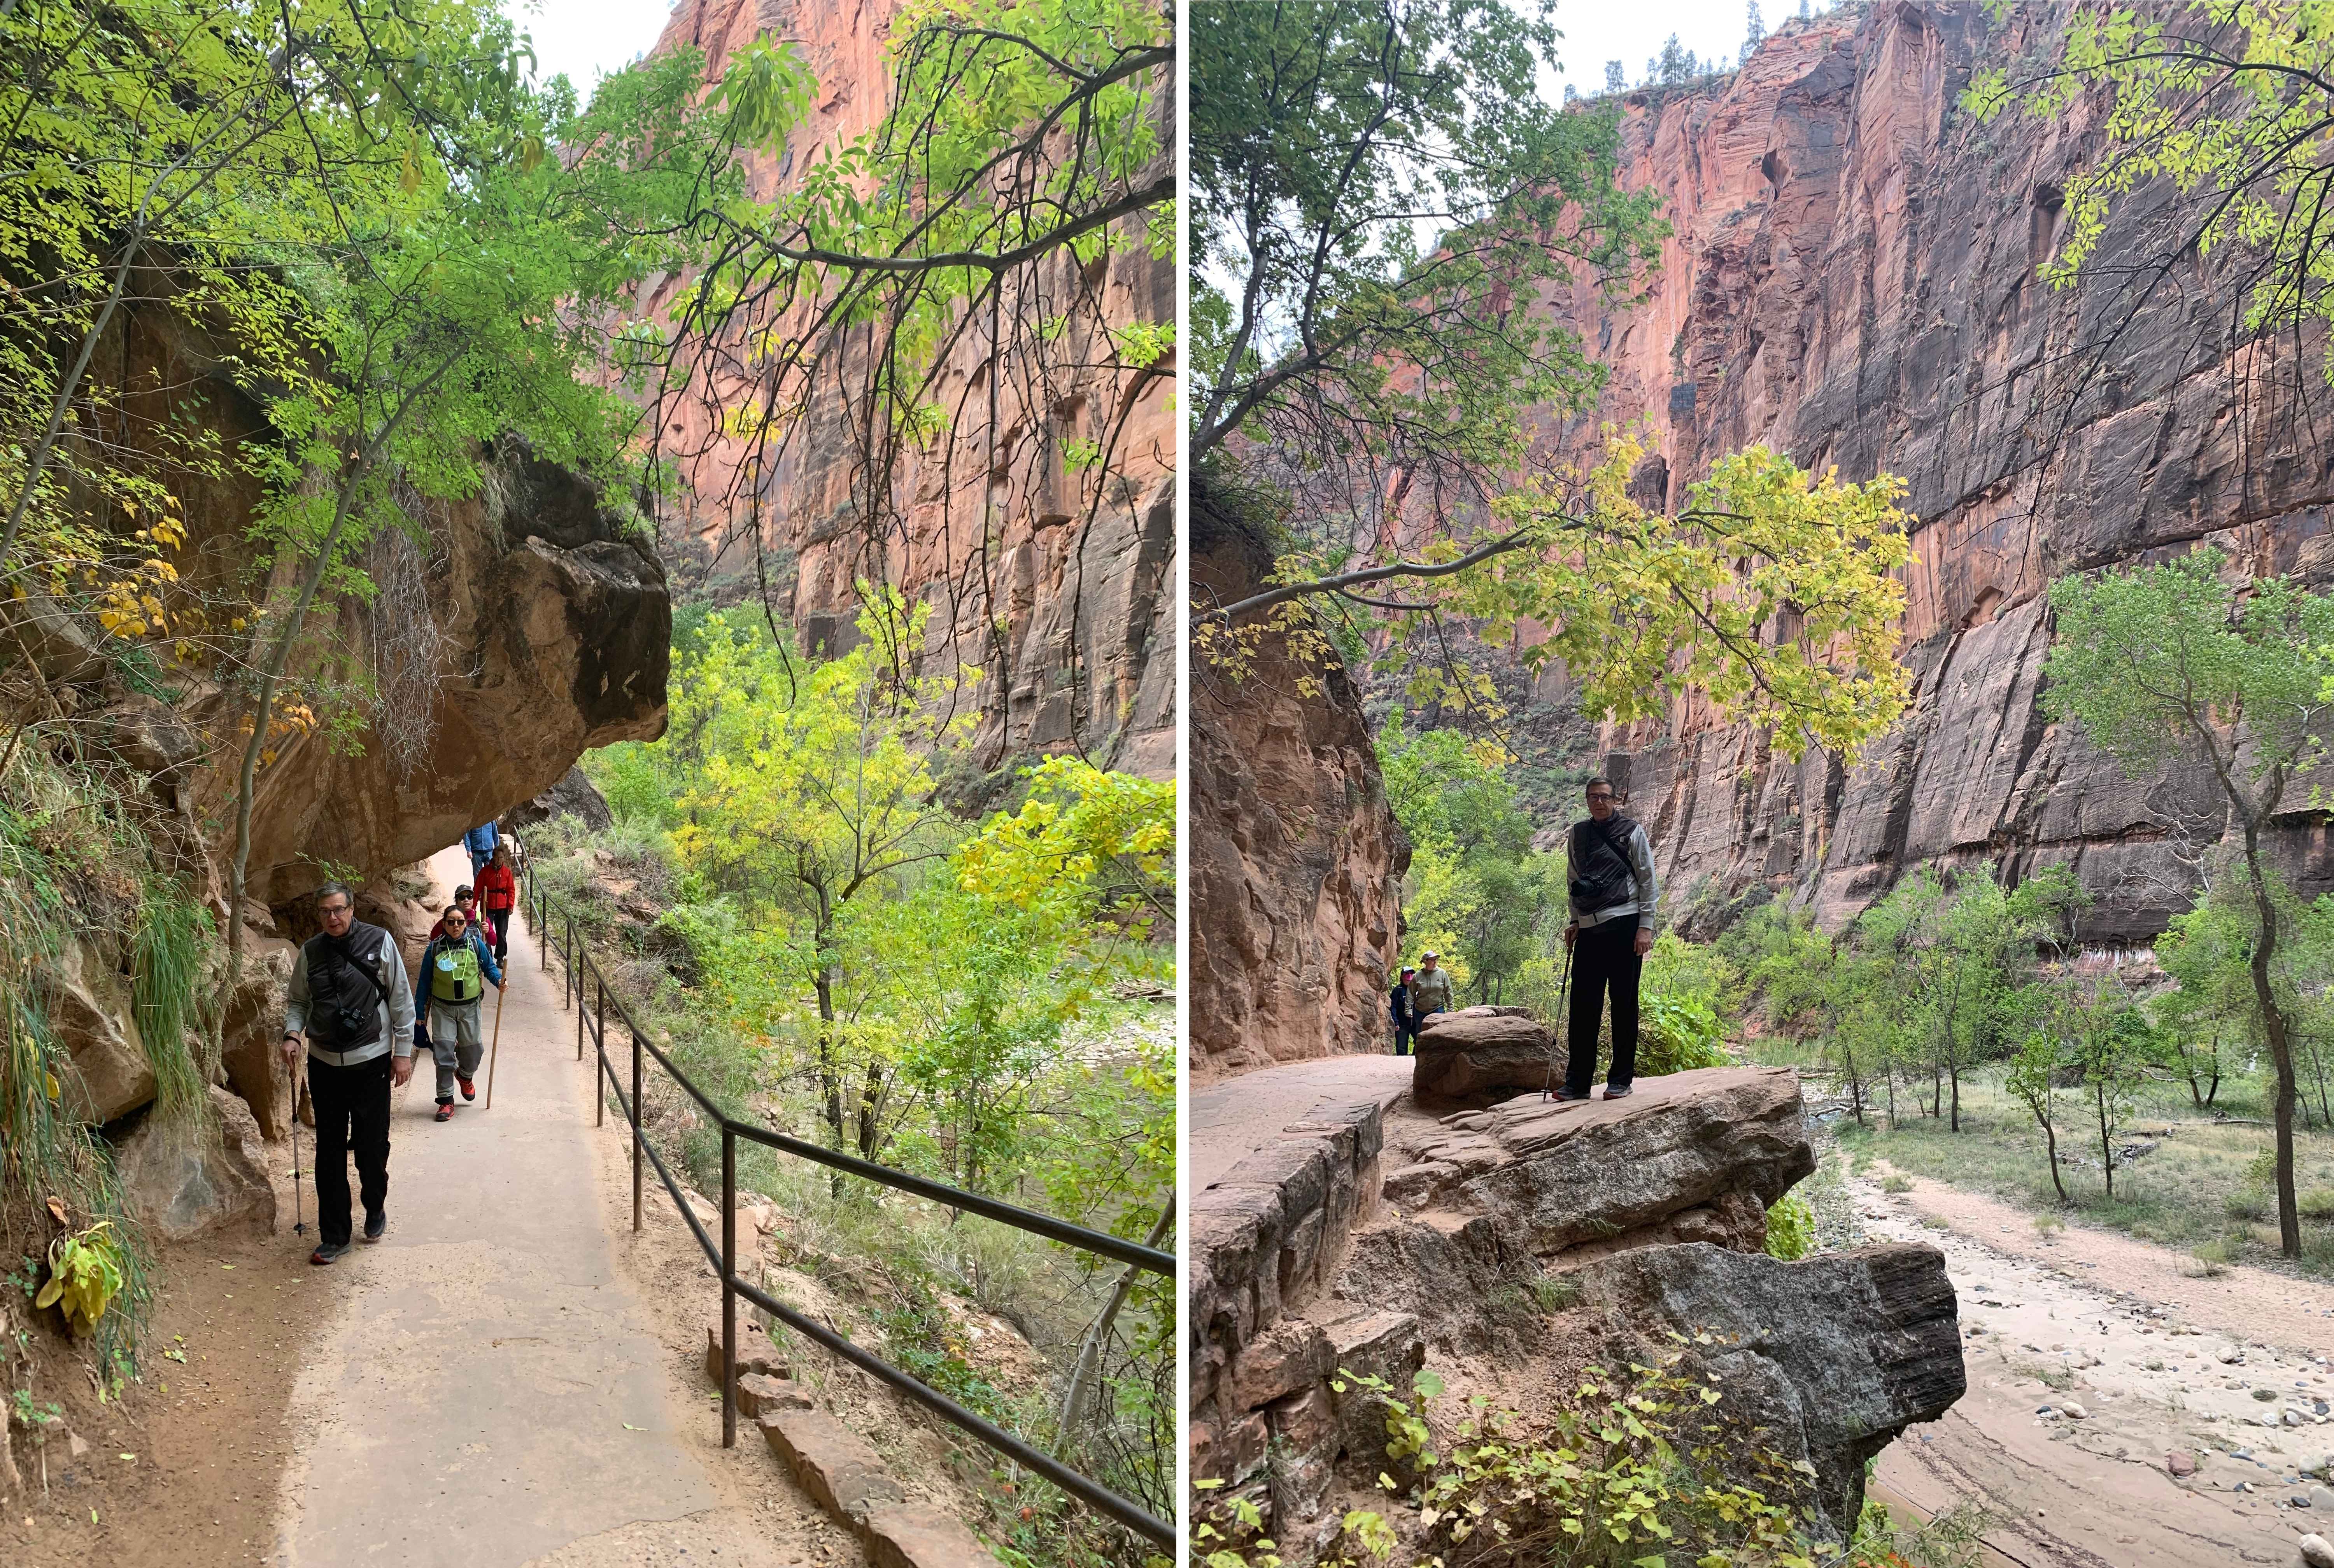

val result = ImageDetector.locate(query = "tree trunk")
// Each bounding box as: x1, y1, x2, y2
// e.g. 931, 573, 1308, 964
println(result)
1057, 1200, 1174, 1457
2241, 826, 2301, 1257
2096, 1076, 2115, 1202
2042, 1115, 2066, 1202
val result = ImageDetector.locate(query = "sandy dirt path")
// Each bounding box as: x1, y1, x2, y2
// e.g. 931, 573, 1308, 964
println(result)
1864, 1163, 2334, 1568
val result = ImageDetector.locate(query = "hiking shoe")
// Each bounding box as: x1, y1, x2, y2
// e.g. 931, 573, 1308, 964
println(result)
310, 1241, 350, 1265
363, 1210, 386, 1243
435, 1100, 455, 1122
1602, 1085, 1634, 1100
1550, 1088, 1594, 1103
458, 1075, 476, 1102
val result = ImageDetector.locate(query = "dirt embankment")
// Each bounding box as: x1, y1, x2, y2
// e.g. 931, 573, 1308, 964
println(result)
1863, 1164, 2334, 1568
4, 1161, 326, 1568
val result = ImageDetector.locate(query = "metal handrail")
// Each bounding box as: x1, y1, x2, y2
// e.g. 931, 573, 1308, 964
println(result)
517, 861, 1174, 1547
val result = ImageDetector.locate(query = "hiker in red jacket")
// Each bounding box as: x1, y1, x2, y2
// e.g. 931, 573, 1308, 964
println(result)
473, 843, 517, 966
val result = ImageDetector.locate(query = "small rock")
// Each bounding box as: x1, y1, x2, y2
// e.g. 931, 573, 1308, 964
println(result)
2258, 1388, 2283, 1402
66, 1434, 88, 1460
2167, 1450, 2198, 1477
2314, 1486, 2334, 1512
2300, 1533, 2334, 1568
2220, 1349, 2247, 1365
2060, 1402, 2087, 1420
2298, 1494, 2316, 1508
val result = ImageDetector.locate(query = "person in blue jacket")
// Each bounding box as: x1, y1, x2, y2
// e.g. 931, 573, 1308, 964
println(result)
413, 905, 504, 1122
462, 820, 499, 880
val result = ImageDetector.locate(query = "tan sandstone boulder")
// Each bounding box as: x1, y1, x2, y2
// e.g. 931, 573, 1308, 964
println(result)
114, 1085, 276, 1241
1411, 1006, 1556, 1102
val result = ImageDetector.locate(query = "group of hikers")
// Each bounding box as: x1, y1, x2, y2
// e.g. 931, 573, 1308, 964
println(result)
277, 823, 519, 1265
1389, 776, 1659, 1103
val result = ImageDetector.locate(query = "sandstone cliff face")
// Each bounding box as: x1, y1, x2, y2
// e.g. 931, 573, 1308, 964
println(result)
5, 291, 669, 1174
1191, 487, 1409, 1079
1496, 2, 2334, 941
649, 0, 1176, 780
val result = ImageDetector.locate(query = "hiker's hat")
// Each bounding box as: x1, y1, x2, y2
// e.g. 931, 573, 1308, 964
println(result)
1400, 965, 1415, 976
1422, 949, 1439, 959
455, 884, 474, 900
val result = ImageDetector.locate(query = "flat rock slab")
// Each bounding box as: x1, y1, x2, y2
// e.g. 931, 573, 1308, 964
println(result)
1388, 1066, 1814, 1252
1191, 1054, 1412, 1188
862, 1502, 1008, 1568
759, 1408, 905, 1522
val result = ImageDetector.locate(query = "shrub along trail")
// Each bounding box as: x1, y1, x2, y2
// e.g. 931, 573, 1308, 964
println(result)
1862, 1163, 2334, 1568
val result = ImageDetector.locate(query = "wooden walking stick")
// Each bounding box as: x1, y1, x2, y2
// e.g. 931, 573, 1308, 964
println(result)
485, 980, 506, 1109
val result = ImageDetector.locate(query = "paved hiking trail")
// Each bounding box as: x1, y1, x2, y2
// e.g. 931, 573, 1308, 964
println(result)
270, 847, 837, 1568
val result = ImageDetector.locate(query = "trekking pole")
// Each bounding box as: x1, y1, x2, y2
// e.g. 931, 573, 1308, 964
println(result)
291, 1056, 307, 1239
484, 981, 506, 1110
1543, 938, 1577, 1102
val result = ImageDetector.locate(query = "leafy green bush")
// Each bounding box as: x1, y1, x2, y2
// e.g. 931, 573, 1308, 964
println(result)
1640, 990, 1727, 1075
2225, 1188, 2271, 1223
1764, 1190, 1816, 1261
2299, 1188, 2334, 1223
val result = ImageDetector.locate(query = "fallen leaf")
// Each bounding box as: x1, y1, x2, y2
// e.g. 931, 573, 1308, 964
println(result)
622, 1423, 642, 1431
46, 1196, 66, 1224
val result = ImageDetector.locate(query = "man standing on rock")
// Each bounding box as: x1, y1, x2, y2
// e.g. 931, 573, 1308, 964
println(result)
1410, 951, 1454, 1027
282, 882, 417, 1264
1555, 777, 1658, 1103
413, 905, 504, 1122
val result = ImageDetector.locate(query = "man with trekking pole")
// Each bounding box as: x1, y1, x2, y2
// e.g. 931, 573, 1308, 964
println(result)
281, 883, 416, 1264
413, 904, 504, 1123
1552, 776, 1658, 1104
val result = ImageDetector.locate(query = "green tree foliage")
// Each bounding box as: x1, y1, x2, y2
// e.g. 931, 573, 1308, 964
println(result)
1376, 716, 1563, 1002
1190, 0, 1662, 476
668, 0, 1173, 679
1966, 1, 2334, 391
2043, 550, 2334, 1253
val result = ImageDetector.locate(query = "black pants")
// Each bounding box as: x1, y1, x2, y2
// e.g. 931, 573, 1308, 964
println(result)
483, 908, 510, 965
308, 1053, 392, 1246
1565, 920, 1642, 1096
1391, 1020, 1416, 1056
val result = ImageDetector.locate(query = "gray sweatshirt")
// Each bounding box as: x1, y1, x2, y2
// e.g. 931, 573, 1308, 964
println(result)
283, 921, 417, 1068
1569, 817, 1660, 932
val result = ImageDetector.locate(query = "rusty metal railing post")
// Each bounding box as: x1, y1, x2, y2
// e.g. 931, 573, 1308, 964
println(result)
593, 971, 606, 1128
720, 1124, 738, 1449
631, 1023, 643, 1232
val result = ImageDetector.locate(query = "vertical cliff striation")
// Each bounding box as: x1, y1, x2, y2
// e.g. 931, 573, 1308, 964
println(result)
1190, 481, 1409, 1079
647, 0, 1177, 780
1488, 1, 2334, 941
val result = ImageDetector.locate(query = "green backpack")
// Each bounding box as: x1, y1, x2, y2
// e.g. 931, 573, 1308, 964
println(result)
430, 938, 482, 1004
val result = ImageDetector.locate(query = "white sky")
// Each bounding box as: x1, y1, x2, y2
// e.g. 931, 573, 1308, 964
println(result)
1549, 0, 1836, 91
500, 0, 676, 96
496, 0, 1836, 108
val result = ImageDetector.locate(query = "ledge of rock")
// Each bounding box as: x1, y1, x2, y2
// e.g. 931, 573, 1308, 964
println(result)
1381, 1066, 1814, 1252
1570, 1241, 1966, 1541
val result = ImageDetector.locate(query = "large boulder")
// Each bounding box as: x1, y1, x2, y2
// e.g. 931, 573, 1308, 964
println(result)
217, 933, 299, 1141
1572, 1242, 1966, 1542
1410, 1006, 1556, 1101
1382, 1066, 1815, 1255
113, 1085, 276, 1242
51, 938, 154, 1125
507, 763, 612, 834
